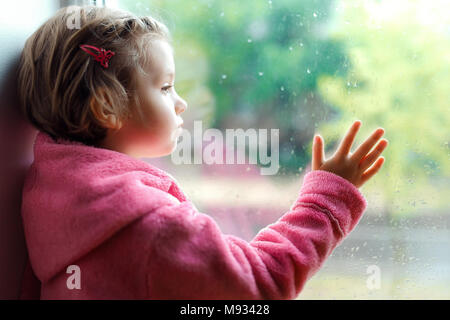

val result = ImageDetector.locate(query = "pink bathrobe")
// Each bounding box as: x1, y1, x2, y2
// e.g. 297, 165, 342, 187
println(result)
20, 131, 367, 300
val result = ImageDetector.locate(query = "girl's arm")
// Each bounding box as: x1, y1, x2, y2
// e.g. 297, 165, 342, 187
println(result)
143, 120, 386, 299
143, 169, 365, 299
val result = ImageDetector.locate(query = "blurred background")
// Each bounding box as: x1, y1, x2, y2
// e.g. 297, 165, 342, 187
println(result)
120, 0, 450, 299
2, 0, 448, 299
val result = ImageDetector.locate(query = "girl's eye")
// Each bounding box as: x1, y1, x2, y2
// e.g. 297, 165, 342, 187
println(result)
162, 85, 173, 94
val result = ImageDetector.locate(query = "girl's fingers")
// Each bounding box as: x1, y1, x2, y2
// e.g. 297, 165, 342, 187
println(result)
358, 139, 388, 171
360, 156, 385, 185
335, 120, 362, 158
312, 135, 324, 170
351, 127, 385, 163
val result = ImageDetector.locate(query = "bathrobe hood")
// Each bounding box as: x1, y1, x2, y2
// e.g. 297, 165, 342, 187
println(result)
21, 131, 187, 283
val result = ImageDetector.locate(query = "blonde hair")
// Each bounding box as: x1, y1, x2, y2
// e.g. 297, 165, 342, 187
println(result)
17, 5, 171, 146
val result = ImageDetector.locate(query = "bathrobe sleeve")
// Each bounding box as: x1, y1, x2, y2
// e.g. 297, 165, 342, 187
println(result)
143, 170, 367, 299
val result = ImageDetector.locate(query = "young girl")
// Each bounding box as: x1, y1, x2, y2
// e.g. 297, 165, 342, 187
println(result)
17, 5, 387, 299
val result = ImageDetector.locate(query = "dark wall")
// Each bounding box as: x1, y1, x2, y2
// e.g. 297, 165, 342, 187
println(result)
0, 1, 58, 299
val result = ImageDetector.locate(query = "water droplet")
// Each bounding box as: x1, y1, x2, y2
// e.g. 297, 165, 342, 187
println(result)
306, 68, 311, 74
280, 86, 285, 91
258, 71, 264, 76
221, 74, 227, 79
299, 42, 304, 47
247, 38, 252, 43
289, 46, 293, 51
313, 12, 317, 18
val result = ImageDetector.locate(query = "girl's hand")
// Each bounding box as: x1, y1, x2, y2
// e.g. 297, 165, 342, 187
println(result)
312, 120, 388, 188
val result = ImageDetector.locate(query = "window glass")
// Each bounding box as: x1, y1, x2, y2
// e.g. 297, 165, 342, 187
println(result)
117, 0, 450, 299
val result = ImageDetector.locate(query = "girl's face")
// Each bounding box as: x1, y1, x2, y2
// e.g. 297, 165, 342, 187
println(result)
101, 39, 188, 158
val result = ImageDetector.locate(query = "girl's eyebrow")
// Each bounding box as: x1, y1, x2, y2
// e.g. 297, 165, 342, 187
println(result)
156, 70, 174, 83
166, 71, 175, 79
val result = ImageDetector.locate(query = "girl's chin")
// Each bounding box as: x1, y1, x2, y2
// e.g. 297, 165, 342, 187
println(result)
135, 142, 175, 159
169, 138, 180, 153
134, 132, 182, 158
170, 128, 183, 143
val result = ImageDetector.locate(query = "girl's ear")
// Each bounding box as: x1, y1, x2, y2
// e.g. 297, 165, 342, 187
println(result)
102, 114, 123, 130
89, 88, 123, 130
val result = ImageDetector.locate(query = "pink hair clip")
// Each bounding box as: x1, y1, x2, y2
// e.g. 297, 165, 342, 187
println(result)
79, 44, 115, 68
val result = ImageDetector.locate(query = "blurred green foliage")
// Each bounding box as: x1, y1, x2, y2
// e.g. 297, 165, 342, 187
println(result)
120, 0, 449, 216
315, 0, 450, 215
122, 0, 349, 173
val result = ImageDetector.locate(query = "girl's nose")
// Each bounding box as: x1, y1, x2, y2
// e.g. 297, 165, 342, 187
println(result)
175, 97, 187, 115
